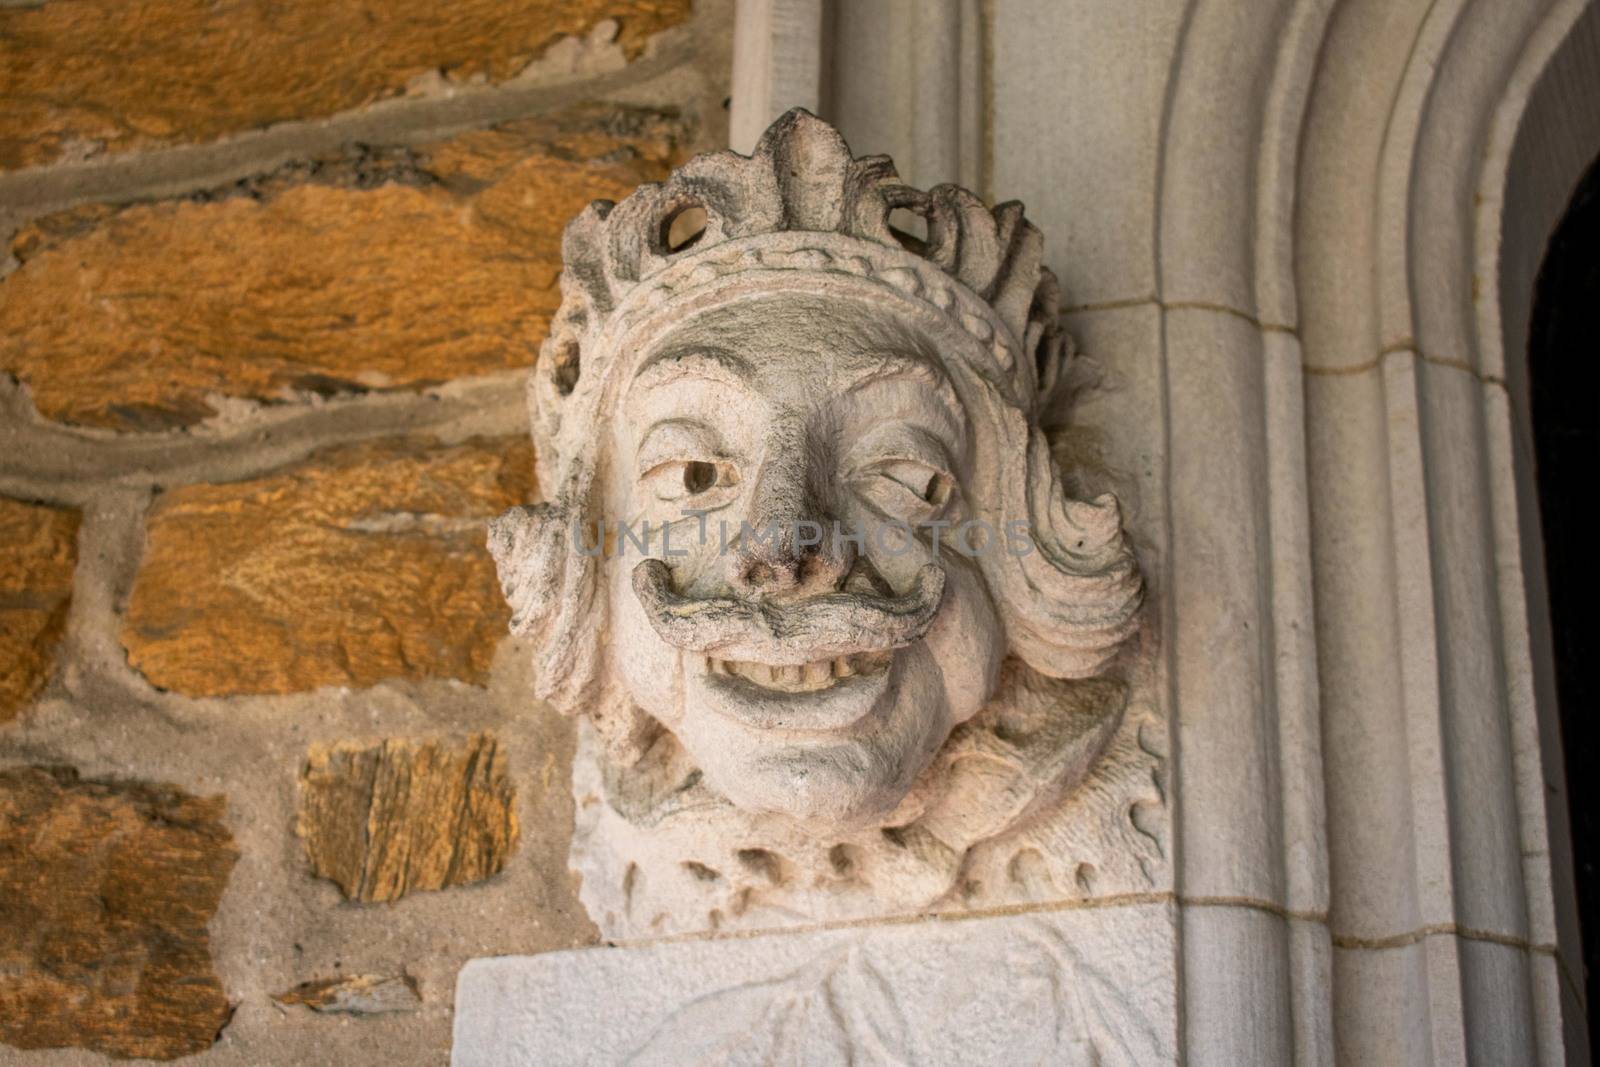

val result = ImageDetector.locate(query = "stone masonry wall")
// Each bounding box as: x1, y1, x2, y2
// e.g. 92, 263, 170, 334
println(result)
0, 3, 731, 1062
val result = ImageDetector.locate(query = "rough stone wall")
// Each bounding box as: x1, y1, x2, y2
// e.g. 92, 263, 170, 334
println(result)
0, 3, 730, 1061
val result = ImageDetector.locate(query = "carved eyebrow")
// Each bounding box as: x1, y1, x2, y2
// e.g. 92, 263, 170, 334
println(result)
631, 345, 962, 426
843, 422, 956, 475
842, 353, 964, 426
632, 348, 756, 393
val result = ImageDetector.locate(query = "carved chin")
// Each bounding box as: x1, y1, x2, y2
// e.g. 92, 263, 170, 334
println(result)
569, 661, 1153, 940
672, 644, 953, 834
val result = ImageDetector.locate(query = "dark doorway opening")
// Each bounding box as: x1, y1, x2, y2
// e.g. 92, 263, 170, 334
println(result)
1530, 149, 1600, 1046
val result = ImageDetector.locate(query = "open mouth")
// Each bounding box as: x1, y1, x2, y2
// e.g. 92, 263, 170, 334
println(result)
704, 651, 893, 693
693, 648, 899, 732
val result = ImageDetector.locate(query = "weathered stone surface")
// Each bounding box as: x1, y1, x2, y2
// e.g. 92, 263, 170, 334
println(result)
453, 904, 1179, 1065
0, 1, 691, 169
0, 497, 79, 723
122, 436, 535, 695
0, 766, 238, 1060
297, 733, 518, 903
0, 105, 685, 430
488, 109, 1151, 940
274, 973, 422, 1015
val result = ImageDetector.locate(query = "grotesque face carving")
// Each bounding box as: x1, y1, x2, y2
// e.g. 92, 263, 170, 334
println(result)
489, 110, 1150, 934
607, 294, 1004, 831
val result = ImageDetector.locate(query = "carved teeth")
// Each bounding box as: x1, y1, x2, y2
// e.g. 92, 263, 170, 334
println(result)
704, 653, 889, 692
856, 651, 892, 676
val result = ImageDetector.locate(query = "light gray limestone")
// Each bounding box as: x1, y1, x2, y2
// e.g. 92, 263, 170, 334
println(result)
729, 0, 828, 153
453, 904, 1178, 1066
827, 0, 984, 192
989, 0, 1183, 309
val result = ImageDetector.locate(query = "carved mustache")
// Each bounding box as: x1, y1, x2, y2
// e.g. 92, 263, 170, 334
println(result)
630, 559, 947, 666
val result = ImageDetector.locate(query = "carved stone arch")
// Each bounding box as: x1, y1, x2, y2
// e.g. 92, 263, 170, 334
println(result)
1153, 0, 1600, 1062
1489, 1, 1600, 1057
1289, 1, 1600, 1063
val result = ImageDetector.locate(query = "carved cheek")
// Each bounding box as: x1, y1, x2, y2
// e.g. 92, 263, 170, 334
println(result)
840, 502, 1003, 725
607, 556, 688, 726
920, 554, 1005, 724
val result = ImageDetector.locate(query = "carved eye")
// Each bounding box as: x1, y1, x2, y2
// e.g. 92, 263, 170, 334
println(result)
683, 461, 717, 494
852, 459, 954, 519
641, 459, 740, 504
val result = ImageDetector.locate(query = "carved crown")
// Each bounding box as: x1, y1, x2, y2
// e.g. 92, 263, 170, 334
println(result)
529, 108, 1071, 489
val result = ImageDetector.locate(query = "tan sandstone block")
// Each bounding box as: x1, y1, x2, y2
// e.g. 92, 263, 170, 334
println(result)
0, 104, 685, 430
0, 766, 238, 1060
297, 733, 518, 903
0, 0, 691, 169
121, 436, 535, 696
0, 497, 79, 722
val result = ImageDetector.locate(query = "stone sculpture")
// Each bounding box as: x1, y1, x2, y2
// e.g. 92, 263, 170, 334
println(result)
490, 109, 1156, 937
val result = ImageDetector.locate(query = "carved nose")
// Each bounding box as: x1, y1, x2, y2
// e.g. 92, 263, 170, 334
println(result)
735, 528, 853, 596
732, 457, 854, 597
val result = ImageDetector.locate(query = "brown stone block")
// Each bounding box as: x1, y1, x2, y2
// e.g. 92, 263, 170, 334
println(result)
0, 0, 692, 169
0, 497, 79, 723
122, 435, 536, 696
0, 766, 239, 1060
273, 973, 422, 1014
296, 733, 519, 902
0, 104, 685, 430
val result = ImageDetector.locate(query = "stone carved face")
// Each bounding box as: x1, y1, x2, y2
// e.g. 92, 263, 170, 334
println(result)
606, 294, 1004, 831
488, 110, 1149, 931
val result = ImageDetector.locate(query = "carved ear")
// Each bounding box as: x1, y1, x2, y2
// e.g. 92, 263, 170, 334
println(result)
983, 428, 1144, 678
487, 501, 602, 713
488, 503, 558, 636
